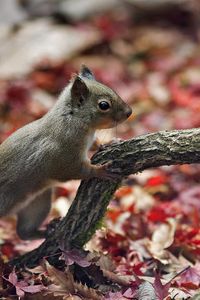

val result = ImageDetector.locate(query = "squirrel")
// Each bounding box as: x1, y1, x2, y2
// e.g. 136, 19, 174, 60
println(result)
0, 65, 132, 240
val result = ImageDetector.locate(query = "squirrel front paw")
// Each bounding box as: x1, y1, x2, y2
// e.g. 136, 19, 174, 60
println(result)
92, 162, 122, 180
81, 161, 122, 180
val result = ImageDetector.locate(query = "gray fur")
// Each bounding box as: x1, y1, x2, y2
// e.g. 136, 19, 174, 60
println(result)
0, 66, 132, 239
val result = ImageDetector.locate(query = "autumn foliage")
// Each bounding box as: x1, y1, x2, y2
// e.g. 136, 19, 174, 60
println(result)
0, 2, 200, 299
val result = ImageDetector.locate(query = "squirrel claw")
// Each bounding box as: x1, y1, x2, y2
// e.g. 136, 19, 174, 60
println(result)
94, 161, 122, 180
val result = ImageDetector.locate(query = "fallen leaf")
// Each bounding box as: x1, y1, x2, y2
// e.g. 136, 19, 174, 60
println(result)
137, 281, 156, 300
61, 248, 91, 267
147, 218, 177, 264
4, 270, 44, 298
176, 264, 200, 289
152, 273, 171, 300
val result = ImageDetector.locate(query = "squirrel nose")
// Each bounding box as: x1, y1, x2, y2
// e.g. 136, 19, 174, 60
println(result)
125, 106, 132, 118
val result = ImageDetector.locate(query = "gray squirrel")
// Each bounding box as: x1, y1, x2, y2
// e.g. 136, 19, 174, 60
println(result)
0, 65, 132, 240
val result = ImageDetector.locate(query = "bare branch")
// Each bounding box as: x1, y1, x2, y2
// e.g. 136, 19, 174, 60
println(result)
11, 128, 200, 268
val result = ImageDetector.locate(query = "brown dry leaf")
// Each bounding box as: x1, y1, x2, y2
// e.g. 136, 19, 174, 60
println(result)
97, 255, 134, 287
74, 282, 102, 300
101, 269, 134, 287
97, 255, 116, 273
25, 294, 63, 300
27, 265, 46, 274
147, 218, 177, 264
45, 262, 74, 296
0, 218, 16, 240
63, 296, 82, 300
45, 261, 102, 300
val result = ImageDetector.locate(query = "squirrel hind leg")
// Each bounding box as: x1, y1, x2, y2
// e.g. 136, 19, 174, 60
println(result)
16, 189, 52, 240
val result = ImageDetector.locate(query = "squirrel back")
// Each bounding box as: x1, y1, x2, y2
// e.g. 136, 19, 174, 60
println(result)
0, 65, 132, 239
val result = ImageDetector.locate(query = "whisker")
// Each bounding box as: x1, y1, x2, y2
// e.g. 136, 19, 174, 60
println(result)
115, 121, 118, 138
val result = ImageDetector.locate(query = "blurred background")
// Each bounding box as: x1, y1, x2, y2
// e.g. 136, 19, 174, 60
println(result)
1, 0, 200, 143
1, 0, 200, 277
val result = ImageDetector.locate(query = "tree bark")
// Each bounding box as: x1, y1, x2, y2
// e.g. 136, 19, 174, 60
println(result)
11, 128, 200, 268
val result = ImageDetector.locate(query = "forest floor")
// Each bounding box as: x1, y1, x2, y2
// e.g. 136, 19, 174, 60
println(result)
0, 1, 200, 299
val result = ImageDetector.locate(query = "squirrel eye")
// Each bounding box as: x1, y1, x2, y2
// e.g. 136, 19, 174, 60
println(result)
98, 100, 111, 111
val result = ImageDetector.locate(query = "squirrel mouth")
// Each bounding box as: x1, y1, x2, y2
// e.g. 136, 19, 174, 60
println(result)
114, 106, 132, 123
115, 113, 132, 123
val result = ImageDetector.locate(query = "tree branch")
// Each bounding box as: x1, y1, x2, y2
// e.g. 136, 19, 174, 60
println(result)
11, 128, 200, 268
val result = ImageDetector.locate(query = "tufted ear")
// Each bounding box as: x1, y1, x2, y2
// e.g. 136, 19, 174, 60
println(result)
79, 65, 95, 80
71, 76, 89, 104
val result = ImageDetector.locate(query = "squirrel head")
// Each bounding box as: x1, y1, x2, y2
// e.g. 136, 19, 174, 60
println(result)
69, 65, 132, 129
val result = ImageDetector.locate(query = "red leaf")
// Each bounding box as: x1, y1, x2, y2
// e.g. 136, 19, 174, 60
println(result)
153, 273, 171, 300
56, 187, 70, 197
153, 268, 190, 299
177, 265, 200, 288
146, 175, 167, 187
1, 243, 16, 259
16, 287, 25, 298
5, 270, 44, 297
8, 270, 18, 286
115, 186, 133, 198
61, 249, 91, 267
147, 207, 169, 222
20, 284, 44, 294
106, 209, 122, 222
4, 80, 31, 109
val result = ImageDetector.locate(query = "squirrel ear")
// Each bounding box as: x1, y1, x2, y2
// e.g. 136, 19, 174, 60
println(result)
79, 65, 95, 80
71, 76, 89, 102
